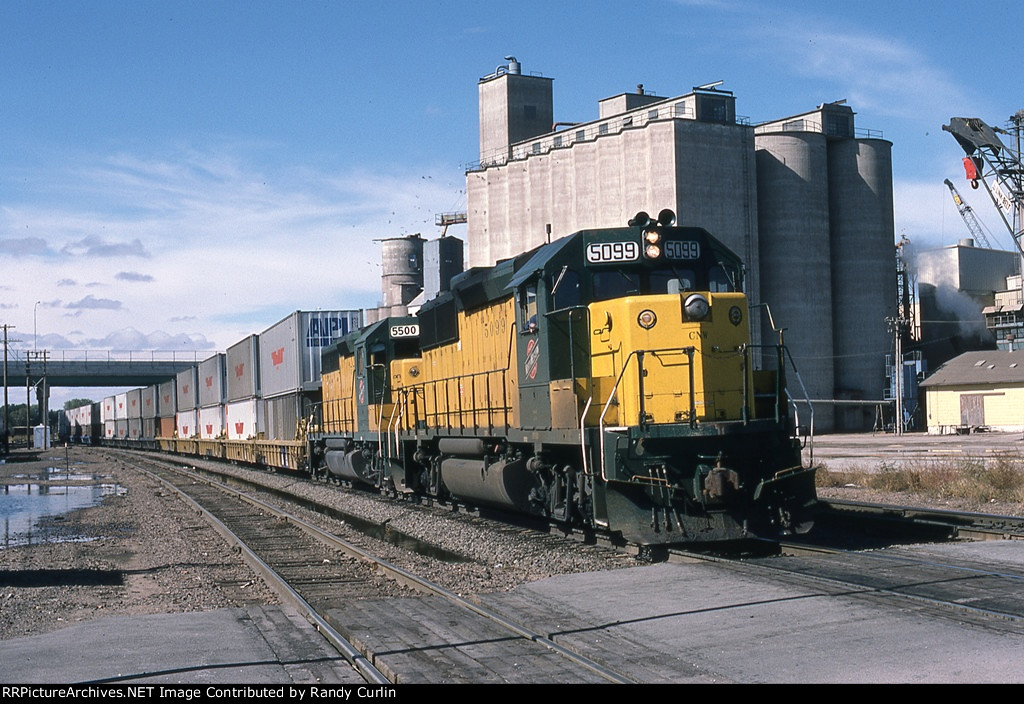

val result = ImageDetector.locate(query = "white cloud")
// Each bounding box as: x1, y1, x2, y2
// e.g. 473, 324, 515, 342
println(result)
746, 18, 970, 124
2, 145, 464, 352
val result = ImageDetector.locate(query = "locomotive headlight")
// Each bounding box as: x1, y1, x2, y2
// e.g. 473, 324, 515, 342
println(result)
683, 293, 710, 321
637, 309, 657, 329
643, 229, 661, 259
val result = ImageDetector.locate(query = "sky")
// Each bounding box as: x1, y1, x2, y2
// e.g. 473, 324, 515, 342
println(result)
2, 0, 1022, 407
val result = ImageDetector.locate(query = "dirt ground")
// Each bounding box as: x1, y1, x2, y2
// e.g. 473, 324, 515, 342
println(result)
0, 446, 279, 641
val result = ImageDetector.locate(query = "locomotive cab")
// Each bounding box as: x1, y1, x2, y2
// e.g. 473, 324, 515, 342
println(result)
505, 211, 815, 542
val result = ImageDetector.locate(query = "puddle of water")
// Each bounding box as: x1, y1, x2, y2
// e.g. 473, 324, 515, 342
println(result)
1, 476, 126, 548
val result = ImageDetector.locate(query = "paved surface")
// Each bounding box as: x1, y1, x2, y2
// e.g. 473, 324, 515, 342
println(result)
4, 540, 1024, 683
805, 431, 1024, 471
0, 606, 362, 684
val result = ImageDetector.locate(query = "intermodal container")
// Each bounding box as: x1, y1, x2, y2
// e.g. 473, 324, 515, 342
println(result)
176, 410, 197, 438
142, 385, 158, 419
199, 405, 224, 439
158, 380, 176, 418
176, 367, 198, 412
198, 354, 227, 408
127, 389, 142, 419
225, 398, 265, 440
226, 335, 260, 401
259, 310, 361, 398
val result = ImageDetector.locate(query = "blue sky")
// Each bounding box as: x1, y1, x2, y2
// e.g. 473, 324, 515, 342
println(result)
2, 0, 1022, 402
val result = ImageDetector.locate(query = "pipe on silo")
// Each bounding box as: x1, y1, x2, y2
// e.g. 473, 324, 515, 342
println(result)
828, 138, 896, 431
755, 132, 836, 431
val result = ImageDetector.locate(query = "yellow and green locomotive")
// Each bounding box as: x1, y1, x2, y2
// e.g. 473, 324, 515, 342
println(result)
310, 210, 816, 544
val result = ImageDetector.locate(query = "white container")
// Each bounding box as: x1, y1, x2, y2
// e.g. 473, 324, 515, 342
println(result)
226, 398, 266, 440
198, 405, 224, 439
227, 335, 260, 401
102, 397, 116, 423
114, 393, 128, 421
176, 410, 197, 438
158, 380, 176, 418
127, 389, 143, 419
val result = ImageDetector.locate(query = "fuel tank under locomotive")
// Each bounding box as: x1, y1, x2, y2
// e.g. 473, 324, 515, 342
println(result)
323, 438, 377, 485
436, 438, 538, 513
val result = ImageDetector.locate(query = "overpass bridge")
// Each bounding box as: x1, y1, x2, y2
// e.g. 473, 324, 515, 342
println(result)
2, 350, 201, 388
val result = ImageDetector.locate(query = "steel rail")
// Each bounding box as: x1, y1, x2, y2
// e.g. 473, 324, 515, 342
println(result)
124, 451, 636, 684
820, 498, 1024, 539
672, 540, 1024, 625
125, 455, 391, 684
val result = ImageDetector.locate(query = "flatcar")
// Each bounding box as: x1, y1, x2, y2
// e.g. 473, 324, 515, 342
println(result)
309, 210, 816, 544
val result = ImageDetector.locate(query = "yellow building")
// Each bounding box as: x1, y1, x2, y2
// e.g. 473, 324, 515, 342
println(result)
920, 350, 1024, 434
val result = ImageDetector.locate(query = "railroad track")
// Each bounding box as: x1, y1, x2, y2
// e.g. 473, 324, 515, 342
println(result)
107, 450, 636, 684
818, 498, 1024, 540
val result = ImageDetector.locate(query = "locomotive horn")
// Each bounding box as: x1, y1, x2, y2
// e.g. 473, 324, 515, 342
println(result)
629, 211, 651, 228
657, 209, 676, 227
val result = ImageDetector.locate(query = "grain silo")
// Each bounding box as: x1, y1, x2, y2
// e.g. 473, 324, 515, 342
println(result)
754, 130, 836, 431
828, 137, 897, 430
380, 234, 425, 316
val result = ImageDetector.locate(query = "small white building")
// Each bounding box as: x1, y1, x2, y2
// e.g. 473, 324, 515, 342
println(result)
920, 350, 1024, 433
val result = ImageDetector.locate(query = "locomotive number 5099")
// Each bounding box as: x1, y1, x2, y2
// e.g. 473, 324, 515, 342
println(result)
586, 241, 640, 263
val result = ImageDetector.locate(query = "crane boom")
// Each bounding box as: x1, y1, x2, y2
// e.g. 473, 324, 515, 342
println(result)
943, 115, 1024, 259
943, 178, 992, 248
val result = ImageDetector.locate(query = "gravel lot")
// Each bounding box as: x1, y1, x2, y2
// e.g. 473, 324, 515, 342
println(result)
0, 446, 281, 641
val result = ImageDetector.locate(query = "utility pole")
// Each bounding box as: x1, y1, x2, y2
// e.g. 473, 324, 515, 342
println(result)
886, 316, 909, 435
2, 324, 13, 455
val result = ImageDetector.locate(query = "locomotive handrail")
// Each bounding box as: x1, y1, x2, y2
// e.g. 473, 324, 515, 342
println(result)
782, 343, 815, 466
400, 367, 512, 434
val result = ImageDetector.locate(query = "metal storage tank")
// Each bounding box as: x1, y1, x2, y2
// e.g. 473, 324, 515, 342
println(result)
198, 353, 226, 408
755, 131, 836, 431
226, 335, 260, 401
828, 138, 896, 430
176, 366, 198, 411
381, 234, 424, 311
